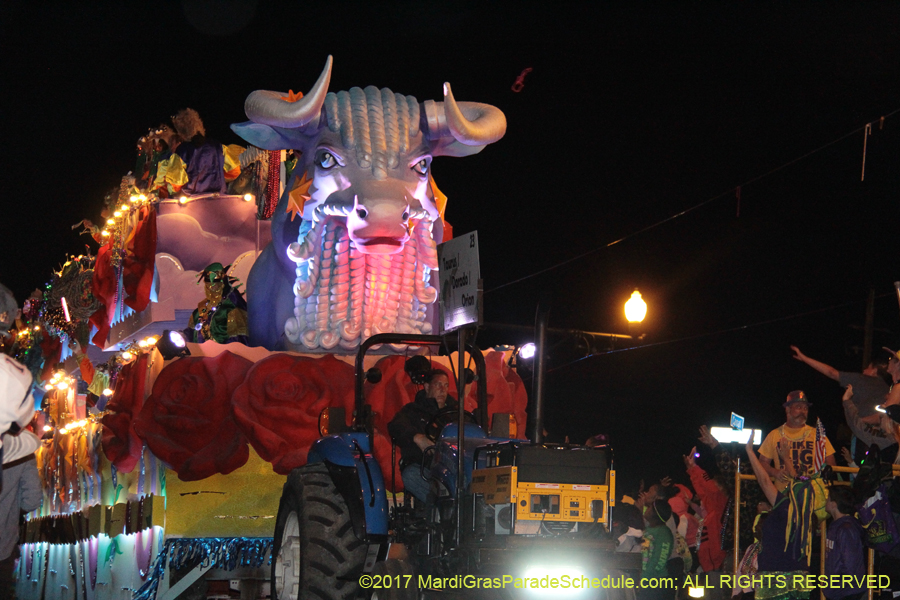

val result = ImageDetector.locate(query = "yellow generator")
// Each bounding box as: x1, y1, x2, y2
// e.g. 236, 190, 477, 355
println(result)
471, 442, 613, 536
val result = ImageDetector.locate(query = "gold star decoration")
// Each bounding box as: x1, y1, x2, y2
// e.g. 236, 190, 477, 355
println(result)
429, 174, 448, 219
286, 171, 313, 221
280, 89, 305, 102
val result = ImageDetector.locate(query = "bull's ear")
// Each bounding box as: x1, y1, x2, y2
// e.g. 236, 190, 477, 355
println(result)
230, 122, 308, 151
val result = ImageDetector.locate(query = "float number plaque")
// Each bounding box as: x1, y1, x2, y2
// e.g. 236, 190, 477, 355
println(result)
438, 231, 481, 333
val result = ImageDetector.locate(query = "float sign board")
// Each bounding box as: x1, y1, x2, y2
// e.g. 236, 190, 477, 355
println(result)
438, 231, 481, 333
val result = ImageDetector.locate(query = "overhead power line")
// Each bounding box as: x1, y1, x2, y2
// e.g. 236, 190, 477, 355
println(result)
547, 292, 893, 374
487, 107, 900, 295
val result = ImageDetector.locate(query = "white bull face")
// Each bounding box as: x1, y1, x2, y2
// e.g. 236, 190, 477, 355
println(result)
304, 131, 441, 255
232, 59, 506, 351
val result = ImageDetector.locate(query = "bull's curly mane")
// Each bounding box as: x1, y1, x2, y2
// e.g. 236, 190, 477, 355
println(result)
286, 213, 438, 351
276, 86, 439, 351
323, 87, 421, 177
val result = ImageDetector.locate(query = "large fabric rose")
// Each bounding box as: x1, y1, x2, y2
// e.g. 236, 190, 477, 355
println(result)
460, 350, 528, 437
232, 354, 355, 475
133, 351, 252, 481
101, 353, 150, 473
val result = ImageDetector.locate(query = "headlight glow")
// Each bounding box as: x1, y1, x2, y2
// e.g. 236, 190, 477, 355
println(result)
521, 565, 588, 596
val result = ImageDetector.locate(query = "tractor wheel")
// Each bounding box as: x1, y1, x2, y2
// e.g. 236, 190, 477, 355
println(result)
370, 559, 417, 600
271, 463, 367, 600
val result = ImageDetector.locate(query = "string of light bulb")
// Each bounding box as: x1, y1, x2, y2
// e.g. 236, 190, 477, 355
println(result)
100, 193, 153, 239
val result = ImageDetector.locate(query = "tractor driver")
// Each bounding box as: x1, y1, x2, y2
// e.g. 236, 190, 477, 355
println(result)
388, 369, 458, 503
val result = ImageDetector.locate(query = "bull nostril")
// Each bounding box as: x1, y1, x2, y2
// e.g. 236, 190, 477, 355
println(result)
402, 211, 409, 221
356, 208, 368, 219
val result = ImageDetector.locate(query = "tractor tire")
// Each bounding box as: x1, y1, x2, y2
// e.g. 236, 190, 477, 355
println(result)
271, 463, 367, 600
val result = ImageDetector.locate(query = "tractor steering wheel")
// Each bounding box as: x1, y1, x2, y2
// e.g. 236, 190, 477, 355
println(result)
425, 407, 478, 441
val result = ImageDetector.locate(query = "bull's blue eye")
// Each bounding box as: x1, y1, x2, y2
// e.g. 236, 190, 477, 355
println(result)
413, 158, 429, 176
316, 151, 338, 169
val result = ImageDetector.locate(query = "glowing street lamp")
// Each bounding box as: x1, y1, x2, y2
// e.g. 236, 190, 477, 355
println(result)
624, 289, 647, 323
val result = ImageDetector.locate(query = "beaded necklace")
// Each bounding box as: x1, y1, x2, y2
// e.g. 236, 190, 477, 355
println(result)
778, 425, 811, 442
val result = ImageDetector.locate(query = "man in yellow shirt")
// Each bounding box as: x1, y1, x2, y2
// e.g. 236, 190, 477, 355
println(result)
757, 390, 836, 483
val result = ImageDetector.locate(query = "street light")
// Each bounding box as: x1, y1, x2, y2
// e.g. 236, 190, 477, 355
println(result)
624, 289, 647, 323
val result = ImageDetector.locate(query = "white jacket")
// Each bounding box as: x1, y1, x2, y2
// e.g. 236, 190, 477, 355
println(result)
0, 356, 35, 449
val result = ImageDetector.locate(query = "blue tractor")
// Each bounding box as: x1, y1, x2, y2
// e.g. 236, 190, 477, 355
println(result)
270, 333, 637, 600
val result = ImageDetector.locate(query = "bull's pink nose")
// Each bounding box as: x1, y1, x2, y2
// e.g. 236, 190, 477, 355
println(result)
351, 198, 410, 229
354, 205, 409, 222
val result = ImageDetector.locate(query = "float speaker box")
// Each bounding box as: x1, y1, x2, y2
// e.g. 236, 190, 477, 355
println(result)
515, 445, 607, 485
471, 466, 513, 505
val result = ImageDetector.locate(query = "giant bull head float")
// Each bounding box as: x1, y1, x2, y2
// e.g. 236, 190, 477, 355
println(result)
232, 57, 506, 351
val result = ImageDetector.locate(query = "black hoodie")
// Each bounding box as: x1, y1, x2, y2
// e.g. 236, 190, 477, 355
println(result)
388, 389, 458, 467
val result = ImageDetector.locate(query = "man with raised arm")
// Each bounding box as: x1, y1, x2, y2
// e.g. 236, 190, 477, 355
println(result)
756, 390, 835, 483
791, 345, 889, 422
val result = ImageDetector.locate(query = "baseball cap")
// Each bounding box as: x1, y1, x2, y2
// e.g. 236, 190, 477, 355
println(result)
784, 389, 812, 407
673, 483, 692, 502
883, 347, 900, 360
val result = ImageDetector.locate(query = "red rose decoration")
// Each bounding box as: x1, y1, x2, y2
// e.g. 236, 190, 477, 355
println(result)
133, 351, 253, 481
232, 354, 355, 475
101, 353, 150, 473
461, 350, 528, 436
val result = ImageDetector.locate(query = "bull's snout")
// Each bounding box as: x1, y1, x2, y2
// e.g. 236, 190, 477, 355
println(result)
346, 194, 411, 255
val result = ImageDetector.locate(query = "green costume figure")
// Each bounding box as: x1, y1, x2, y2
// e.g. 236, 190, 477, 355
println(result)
185, 263, 249, 344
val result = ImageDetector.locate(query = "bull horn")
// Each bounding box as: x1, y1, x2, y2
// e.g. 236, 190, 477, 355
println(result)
243, 56, 333, 129
441, 82, 507, 145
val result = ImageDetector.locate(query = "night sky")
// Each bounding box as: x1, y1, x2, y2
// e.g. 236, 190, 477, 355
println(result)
5, 2, 900, 493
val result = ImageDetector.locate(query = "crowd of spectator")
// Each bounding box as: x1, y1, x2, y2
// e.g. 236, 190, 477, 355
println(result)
610, 346, 900, 600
